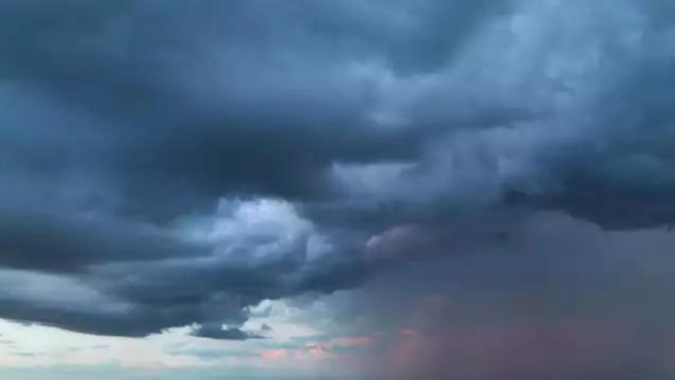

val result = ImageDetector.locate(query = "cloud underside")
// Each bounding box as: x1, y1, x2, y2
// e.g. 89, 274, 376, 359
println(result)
340, 213, 675, 379
1, 0, 675, 342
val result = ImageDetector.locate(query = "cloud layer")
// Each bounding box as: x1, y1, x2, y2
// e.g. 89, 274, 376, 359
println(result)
1, 0, 675, 357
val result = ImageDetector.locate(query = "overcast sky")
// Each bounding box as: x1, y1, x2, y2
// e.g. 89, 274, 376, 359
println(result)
2, 0, 675, 379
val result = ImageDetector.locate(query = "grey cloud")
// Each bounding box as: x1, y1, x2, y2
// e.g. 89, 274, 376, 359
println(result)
191, 325, 262, 341
0, 0, 490, 220
325, 212, 675, 379
0, 200, 378, 338
1, 0, 675, 344
2, 0, 674, 229
0, 206, 205, 272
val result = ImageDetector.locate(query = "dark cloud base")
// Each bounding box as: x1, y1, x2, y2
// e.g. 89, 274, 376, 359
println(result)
1, 0, 675, 365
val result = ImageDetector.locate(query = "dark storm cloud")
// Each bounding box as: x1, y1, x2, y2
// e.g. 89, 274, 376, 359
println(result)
1, 0, 675, 344
0, 205, 205, 272
1, 0, 508, 218
331, 213, 675, 379
0, 199, 380, 338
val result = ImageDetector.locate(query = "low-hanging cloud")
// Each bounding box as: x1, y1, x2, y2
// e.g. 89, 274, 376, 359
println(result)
1, 0, 675, 345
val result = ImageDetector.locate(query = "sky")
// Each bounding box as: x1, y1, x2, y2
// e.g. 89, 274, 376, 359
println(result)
2, 0, 675, 379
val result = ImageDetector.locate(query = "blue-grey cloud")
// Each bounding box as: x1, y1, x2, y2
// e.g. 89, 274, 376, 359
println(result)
1, 0, 674, 349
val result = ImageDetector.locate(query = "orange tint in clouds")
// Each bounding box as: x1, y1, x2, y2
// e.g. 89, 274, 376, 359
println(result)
260, 349, 287, 359
304, 335, 374, 357
264, 336, 375, 363
334, 336, 373, 347
383, 320, 643, 379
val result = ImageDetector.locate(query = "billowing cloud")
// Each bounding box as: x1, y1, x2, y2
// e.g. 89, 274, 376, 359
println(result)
325, 212, 675, 379
1, 0, 675, 363
0, 198, 376, 338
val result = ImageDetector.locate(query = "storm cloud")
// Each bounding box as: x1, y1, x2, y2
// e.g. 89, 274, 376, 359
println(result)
327, 212, 675, 379
1, 0, 675, 357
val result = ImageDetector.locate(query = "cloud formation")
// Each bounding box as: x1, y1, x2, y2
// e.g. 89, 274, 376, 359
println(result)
1, 0, 675, 352
328, 213, 675, 379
